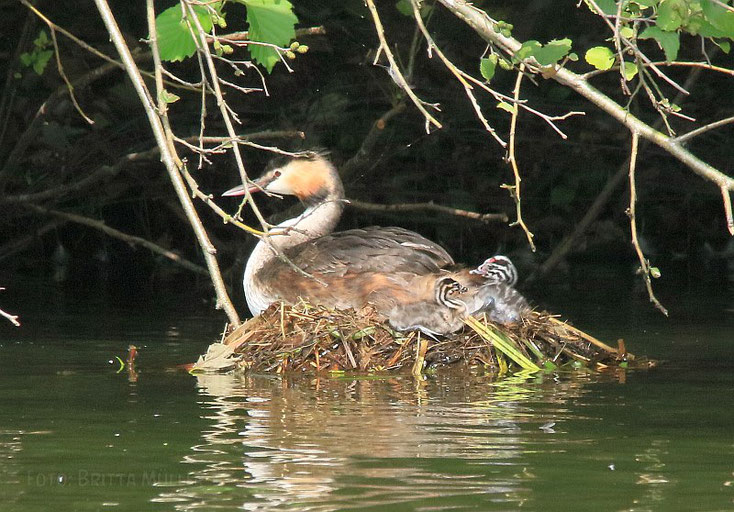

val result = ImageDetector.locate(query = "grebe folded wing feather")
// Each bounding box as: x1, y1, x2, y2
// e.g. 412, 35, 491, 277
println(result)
257, 226, 453, 279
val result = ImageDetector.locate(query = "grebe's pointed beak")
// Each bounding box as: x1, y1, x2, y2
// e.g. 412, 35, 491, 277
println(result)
222, 184, 247, 197
222, 173, 276, 197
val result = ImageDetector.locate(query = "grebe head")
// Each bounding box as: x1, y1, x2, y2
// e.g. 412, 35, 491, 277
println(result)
223, 153, 344, 206
470, 255, 519, 286
435, 276, 467, 310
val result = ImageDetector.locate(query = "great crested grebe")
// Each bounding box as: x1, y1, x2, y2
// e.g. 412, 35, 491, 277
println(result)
224, 154, 530, 335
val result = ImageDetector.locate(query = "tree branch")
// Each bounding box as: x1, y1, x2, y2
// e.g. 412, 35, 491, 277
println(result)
365, 0, 442, 132
348, 199, 508, 223
436, 0, 734, 195
503, 64, 536, 251
23, 204, 210, 276
0, 288, 20, 327
627, 132, 668, 315
673, 115, 734, 144
93, 0, 240, 324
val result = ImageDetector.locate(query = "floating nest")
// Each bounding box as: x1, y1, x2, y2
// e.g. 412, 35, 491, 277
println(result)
192, 300, 655, 375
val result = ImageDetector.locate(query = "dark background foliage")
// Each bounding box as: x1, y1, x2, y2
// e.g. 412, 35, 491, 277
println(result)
0, 0, 732, 315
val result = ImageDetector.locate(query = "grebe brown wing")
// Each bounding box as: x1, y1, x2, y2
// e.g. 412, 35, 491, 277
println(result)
266, 226, 454, 277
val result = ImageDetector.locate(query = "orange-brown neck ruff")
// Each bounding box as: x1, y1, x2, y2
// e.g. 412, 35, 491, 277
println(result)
283, 158, 335, 204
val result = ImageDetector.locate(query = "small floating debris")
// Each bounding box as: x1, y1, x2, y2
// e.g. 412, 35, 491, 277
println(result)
192, 300, 654, 375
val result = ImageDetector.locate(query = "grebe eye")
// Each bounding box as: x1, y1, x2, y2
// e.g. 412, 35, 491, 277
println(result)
274, 170, 282, 177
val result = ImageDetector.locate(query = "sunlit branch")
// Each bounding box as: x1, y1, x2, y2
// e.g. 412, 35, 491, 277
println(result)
348, 199, 508, 224
365, 0, 442, 133
410, 0, 505, 146
503, 64, 536, 251
627, 131, 668, 315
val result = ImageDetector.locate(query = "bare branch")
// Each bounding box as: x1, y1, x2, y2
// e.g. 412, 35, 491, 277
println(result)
673, 115, 734, 144
24, 204, 210, 276
348, 199, 508, 224
209, 25, 326, 43
409, 0, 505, 146
582, 60, 734, 80
0, 288, 20, 327
436, 0, 734, 194
722, 186, 734, 236
627, 131, 668, 315
93, 0, 240, 324
365, 0, 442, 132
503, 64, 536, 251
183, 1, 271, 231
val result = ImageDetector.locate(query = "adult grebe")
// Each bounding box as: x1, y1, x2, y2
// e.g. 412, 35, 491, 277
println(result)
224, 154, 530, 334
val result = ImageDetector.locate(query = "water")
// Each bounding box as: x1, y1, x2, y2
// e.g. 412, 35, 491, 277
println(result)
0, 280, 732, 511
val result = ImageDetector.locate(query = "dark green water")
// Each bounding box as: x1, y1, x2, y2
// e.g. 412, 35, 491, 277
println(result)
0, 281, 732, 511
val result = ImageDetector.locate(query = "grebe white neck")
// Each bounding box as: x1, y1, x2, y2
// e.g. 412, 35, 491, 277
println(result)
244, 198, 345, 315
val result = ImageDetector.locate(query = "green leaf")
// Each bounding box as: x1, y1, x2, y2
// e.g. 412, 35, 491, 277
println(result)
155, 3, 217, 62
701, 0, 734, 38
532, 38, 573, 66
590, 0, 618, 15
496, 20, 514, 37
585, 46, 615, 70
568, 52, 579, 61
639, 25, 680, 60
634, 0, 659, 6
650, 266, 661, 278
514, 40, 542, 62
713, 38, 731, 53
498, 57, 513, 70
159, 89, 181, 104
33, 49, 53, 75
623, 60, 638, 79
34, 30, 49, 48
620, 26, 635, 39
657, 0, 684, 31
395, 0, 431, 18
479, 55, 498, 81
497, 101, 516, 114
240, 0, 298, 73
687, 15, 726, 37
19, 53, 33, 67
395, 0, 412, 16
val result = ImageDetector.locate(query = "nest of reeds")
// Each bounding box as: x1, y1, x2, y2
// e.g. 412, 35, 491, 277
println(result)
192, 300, 654, 375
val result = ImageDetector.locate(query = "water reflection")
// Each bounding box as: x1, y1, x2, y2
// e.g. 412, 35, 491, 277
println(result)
155, 371, 608, 510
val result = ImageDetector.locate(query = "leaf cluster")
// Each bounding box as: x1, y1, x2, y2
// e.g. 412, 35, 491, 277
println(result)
154, 0, 299, 72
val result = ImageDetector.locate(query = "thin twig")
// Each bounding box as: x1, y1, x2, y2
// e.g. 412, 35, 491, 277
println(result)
711, 0, 734, 13
365, 0, 442, 132
20, 1, 198, 93
529, 59, 708, 283
348, 199, 508, 223
47, 24, 94, 124
504, 64, 536, 251
722, 186, 734, 236
673, 115, 734, 144
212, 25, 326, 42
436, 0, 734, 194
410, 0, 505, 146
586, 0, 688, 96
183, 1, 270, 231
627, 131, 668, 315
0, 288, 20, 327
582, 60, 734, 80
94, 0, 241, 324
24, 204, 210, 276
